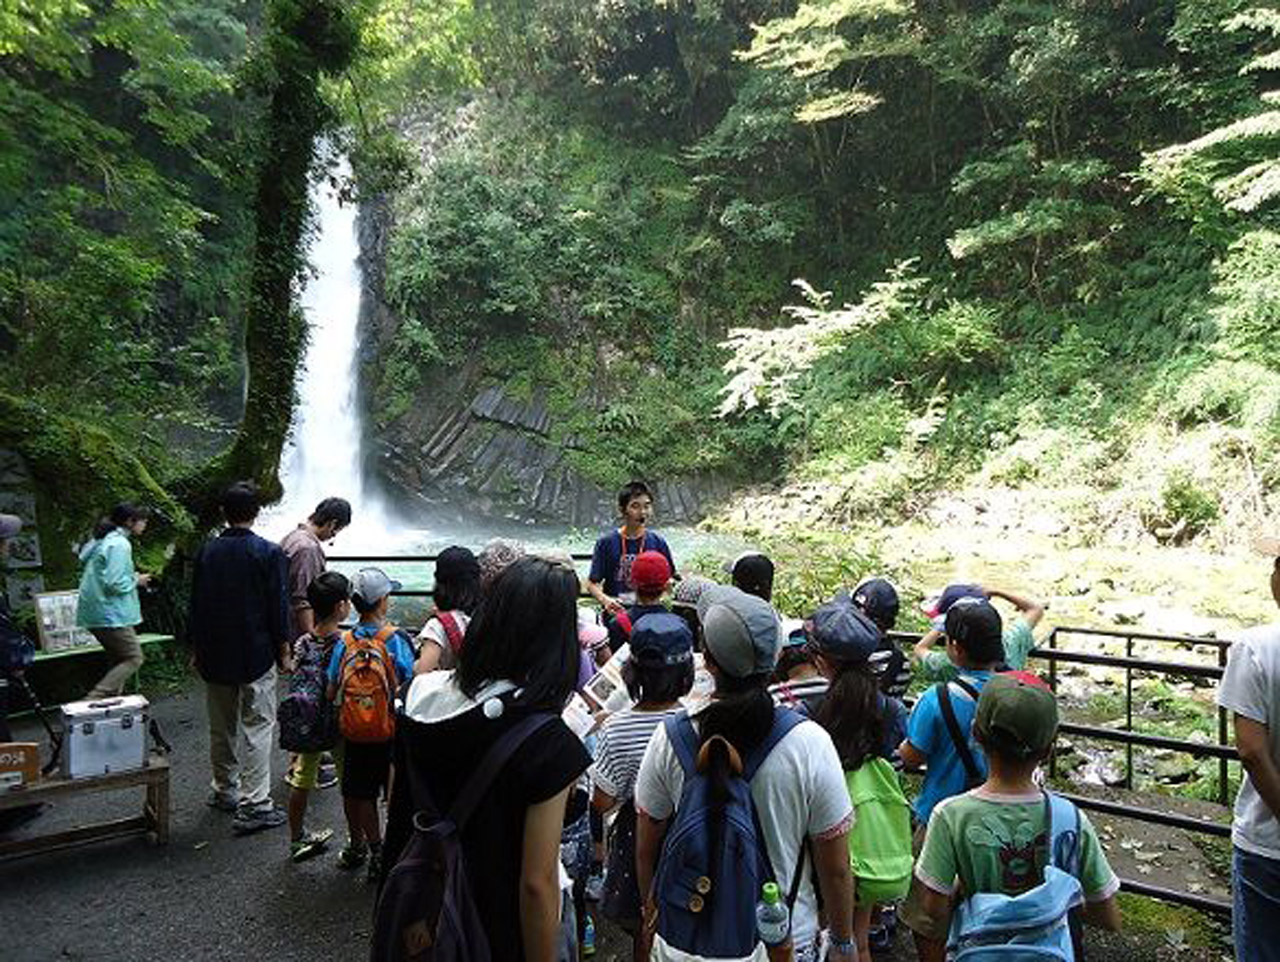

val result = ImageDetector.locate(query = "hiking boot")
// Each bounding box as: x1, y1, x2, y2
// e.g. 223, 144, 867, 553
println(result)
206, 790, 239, 813
316, 763, 339, 790
290, 827, 334, 863
337, 840, 368, 870
366, 844, 383, 884
232, 804, 287, 835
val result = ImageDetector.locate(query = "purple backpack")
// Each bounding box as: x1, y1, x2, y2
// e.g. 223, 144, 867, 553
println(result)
372, 712, 555, 962
278, 634, 337, 753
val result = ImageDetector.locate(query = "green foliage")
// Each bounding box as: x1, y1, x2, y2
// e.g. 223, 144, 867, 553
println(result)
1160, 469, 1221, 538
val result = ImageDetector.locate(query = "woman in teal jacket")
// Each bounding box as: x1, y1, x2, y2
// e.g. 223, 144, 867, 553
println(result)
77, 503, 151, 698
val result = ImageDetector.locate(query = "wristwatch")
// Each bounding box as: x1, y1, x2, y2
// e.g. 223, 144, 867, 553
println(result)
828, 935, 856, 957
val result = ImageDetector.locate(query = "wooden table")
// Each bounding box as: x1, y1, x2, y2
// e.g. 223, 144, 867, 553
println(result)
0, 754, 170, 859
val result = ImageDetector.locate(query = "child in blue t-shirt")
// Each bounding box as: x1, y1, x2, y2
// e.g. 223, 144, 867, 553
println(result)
899, 598, 1006, 824
325, 567, 415, 882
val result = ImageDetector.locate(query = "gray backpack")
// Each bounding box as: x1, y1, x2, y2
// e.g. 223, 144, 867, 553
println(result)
371, 712, 555, 962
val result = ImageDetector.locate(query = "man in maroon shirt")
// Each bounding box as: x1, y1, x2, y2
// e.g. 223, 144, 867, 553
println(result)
279, 497, 351, 640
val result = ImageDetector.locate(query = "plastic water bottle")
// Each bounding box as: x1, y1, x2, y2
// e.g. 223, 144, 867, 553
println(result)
756, 881, 790, 946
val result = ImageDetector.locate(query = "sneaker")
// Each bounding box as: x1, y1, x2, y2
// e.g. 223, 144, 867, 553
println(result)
366, 844, 383, 884
206, 790, 238, 813
290, 828, 334, 863
582, 913, 596, 957
232, 804, 287, 835
337, 840, 368, 870
316, 763, 339, 790
584, 868, 605, 903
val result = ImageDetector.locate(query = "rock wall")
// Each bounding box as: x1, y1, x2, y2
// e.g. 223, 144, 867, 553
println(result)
370, 371, 733, 527
355, 178, 733, 528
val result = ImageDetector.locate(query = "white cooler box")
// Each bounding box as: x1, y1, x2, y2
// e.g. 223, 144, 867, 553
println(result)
60, 695, 149, 779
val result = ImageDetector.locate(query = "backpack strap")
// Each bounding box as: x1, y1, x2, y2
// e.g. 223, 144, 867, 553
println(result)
447, 712, 557, 831
437, 612, 465, 654
665, 711, 700, 778
936, 682, 983, 790
743, 707, 806, 781
1044, 791, 1083, 877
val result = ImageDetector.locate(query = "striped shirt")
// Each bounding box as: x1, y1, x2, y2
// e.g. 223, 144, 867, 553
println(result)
591, 706, 680, 800
870, 644, 912, 699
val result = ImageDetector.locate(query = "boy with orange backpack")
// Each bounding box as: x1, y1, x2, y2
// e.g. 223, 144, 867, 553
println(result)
326, 567, 415, 882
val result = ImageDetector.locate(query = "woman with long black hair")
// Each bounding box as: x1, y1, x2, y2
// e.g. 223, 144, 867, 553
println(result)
382, 556, 589, 962
633, 585, 857, 962
76, 502, 151, 699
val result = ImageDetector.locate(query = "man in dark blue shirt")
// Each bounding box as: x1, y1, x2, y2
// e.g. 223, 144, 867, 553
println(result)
188, 481, 290, 835
586, 481, 675, 615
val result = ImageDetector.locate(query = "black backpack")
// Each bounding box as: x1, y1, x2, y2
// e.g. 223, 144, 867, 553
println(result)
371, 712, 555, 962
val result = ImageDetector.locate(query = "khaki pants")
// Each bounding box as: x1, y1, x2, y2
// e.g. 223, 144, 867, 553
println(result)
86, 626, 144, 699
206, 668, 277, 811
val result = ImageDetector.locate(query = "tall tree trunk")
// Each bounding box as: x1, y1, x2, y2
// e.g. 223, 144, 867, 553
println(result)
174, 0, 359, 528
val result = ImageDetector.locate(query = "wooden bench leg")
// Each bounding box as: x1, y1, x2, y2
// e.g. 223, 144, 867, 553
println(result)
146, 774, 170, 845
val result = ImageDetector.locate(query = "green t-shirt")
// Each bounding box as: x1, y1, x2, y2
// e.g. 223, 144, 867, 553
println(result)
915, 788, 1119, 901
920, 619, 1038, 681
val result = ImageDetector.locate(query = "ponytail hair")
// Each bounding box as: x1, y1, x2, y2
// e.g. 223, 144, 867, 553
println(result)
93, 503, 150, 540
697, 654, 776, 894
813, 658, 883, 771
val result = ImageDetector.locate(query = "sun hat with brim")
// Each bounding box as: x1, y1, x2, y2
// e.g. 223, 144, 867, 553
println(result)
810, 592, 881, 664
0, 514, 21, 539
631, 612, 694, 665
351, 567, 402, 608
696, 585, 782, 679
973, 672, 1059, 760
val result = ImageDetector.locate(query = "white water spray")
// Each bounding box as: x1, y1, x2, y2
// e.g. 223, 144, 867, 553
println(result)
264, 156, 400, 550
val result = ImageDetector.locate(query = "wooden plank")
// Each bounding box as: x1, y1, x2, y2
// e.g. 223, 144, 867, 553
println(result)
0, 815, 150, 860
0, 757, 169, 810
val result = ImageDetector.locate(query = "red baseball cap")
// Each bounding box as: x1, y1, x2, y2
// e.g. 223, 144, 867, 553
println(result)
629, 551, 672, 594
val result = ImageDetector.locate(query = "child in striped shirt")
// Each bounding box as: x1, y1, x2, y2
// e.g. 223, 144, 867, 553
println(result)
591, 612, 694, 961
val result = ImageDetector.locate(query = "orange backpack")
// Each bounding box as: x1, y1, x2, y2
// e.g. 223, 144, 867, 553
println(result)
335, 625, 398, 743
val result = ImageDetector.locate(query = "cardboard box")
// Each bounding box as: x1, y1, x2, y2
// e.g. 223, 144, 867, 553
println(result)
0, 742, 40, 789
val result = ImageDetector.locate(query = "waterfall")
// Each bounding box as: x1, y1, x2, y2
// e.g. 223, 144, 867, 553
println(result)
264, 155, 397, 549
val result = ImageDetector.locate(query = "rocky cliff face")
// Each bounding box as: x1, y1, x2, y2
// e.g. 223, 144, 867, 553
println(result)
355, 201, 731, 528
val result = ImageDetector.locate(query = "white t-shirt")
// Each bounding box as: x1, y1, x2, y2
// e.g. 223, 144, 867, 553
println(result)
634, 710, 853, 956
1218, 623, 1280, 858
416, 611, 471, 652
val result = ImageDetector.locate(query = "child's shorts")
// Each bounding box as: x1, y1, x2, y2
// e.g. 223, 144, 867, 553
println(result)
341, 739, 392, 800
285, 745, 343, 791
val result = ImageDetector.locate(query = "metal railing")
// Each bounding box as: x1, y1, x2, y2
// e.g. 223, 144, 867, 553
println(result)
892, 625, 1236, 916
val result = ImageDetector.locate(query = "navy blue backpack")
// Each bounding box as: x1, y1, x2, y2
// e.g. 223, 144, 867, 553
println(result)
653, 706, 806, 958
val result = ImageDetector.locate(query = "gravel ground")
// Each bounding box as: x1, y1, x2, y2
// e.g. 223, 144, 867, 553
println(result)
0, 688, 1231, 961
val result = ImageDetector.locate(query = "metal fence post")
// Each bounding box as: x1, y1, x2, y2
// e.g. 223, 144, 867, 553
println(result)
1218, 642, 1230, 807
1125, 634, 1134, 791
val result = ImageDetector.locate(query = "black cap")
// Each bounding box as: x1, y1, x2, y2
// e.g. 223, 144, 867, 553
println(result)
853, 578, 900, 630
436, 545, 480, 581
944, 598, 1005, 664
809, 593, 881, 664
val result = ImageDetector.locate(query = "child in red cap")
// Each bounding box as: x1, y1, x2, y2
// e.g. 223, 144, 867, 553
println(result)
606, 551, 673, 653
